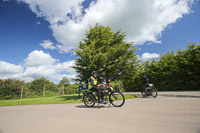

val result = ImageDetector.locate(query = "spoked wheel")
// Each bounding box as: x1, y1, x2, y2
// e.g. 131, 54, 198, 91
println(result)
109, 91, 125, 107
83, 93, 95, 107
141, 88, 146, 97
151, 87, 158, 98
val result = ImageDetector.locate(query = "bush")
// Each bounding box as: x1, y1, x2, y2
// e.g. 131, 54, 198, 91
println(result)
0, 79, 24, 100
28, 78, 59, 97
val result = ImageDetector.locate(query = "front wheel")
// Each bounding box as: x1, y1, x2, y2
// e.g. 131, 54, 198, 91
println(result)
141, 88, 146, 97
109, 91, 125, 107
151, 87, 158, 98
83, 93, 95, 107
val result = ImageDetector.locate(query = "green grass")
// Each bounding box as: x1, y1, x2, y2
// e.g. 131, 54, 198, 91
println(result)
0, 94, 137, 106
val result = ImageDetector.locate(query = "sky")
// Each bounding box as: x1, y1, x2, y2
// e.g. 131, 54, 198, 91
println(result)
0, 0, 200, 83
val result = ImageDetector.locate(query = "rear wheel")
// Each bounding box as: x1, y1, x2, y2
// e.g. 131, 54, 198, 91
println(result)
109, 91, 125, 107
141, 88, 146, 97
83, 93, 95, 107
151, 87, 157, 98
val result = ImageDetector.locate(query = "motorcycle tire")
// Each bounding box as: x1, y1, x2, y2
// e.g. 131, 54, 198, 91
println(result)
83, 93, 95, 107
109, 91, 125, 107
151, 87, 158, 98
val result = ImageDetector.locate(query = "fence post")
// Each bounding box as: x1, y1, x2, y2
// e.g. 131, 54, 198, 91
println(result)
57, 87, 62, 96
43, 85, 46, 97
78, 87, 80, 98
57, 84, 64, 96
20, 86, 24, 99
62, 84, 64, 96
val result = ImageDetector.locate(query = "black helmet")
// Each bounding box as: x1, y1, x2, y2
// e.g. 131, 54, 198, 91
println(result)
92, 71, 97, 75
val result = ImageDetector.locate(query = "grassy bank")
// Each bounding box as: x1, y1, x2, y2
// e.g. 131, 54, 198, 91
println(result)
0, 94, 137, 106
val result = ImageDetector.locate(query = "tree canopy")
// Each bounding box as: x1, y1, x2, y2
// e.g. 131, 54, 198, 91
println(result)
73, 23, 139, 86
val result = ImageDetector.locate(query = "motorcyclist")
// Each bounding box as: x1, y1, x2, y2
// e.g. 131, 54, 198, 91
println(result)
89, 71, 103, 102
143, 74, 149, 86
143, 74, 149, 91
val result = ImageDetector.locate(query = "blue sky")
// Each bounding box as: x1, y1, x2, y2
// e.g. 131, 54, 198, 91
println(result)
0, 0, 199, 83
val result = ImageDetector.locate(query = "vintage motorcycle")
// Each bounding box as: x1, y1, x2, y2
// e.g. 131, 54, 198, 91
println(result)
83, 83, 125, 107
141, 84, 158, 98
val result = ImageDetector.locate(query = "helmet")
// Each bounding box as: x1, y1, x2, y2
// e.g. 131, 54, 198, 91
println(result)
92, 71, 97, 75
143, 74, 147, 78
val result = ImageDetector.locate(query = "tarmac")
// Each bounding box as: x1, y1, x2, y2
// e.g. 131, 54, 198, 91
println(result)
0, 91, 200, 133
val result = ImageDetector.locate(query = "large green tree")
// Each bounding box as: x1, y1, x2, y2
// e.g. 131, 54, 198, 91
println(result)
73, 24, 139, 89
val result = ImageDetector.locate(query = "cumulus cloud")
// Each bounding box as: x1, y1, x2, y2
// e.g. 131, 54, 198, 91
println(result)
0, 50, 77, 82
18, 0, 193, 53
55, 60, 77, 79
25, 50, 57, 66
23, 50, 77, 82
0, 61, 24, 79
40, 40, 56, 50
141, 52, 160, 61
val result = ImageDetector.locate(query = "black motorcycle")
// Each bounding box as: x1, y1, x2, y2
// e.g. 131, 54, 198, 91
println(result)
83, 83, 125, 107
141, 84, 157, 98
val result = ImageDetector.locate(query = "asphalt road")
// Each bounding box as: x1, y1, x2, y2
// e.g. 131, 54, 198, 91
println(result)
0, 91, 200, 133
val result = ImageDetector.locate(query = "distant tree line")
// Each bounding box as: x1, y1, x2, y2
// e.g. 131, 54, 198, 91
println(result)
144, 43, 200, 91
129, 43, 200, 91
0, 77, 79, 100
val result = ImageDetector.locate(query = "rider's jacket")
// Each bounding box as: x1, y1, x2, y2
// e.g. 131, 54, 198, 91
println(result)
144, 77, 149, 86
88, 76, 97, 89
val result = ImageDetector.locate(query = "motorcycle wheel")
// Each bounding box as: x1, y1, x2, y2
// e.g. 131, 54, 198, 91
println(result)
151, 87, 158, 98
109, 91, 125, 107
83, 93, 95, 107
141, 89, 146, 97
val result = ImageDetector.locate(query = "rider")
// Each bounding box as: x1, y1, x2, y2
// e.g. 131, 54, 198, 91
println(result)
143, 74, 149, 91
89, 71, 102, 102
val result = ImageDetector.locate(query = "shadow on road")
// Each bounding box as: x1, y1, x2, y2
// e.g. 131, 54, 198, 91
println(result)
76, 105, 114, 109
160, 94, 200, 98
57, 95, 81, 101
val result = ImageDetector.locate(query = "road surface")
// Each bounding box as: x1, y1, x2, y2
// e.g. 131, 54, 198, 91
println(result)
0, 91, 200, 133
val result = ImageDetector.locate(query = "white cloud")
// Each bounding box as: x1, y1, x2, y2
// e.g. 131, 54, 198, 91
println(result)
20, 0, 84, 24
0, 50, 77, 83
40, 40, 56, 50
141, 52, 160, 61
25, 50, 57, 66
23, 50, 77, 82
55, 60, 77, 79
18, 0, 193, 53
0, 61, 24, 79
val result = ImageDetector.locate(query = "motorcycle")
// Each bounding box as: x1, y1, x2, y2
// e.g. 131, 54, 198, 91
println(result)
141, 84, 158, 98
82, 83, 125, 107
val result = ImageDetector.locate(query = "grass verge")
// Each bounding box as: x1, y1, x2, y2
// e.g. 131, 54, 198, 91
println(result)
0, 94, 137, 106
